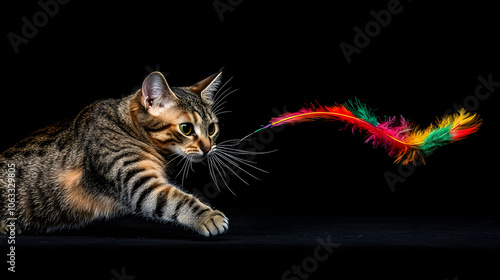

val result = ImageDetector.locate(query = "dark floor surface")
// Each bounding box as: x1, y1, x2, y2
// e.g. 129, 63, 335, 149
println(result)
3, 213, 500, 279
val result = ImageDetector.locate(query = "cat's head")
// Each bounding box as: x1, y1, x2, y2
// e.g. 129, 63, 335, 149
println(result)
135, 71, 223, 162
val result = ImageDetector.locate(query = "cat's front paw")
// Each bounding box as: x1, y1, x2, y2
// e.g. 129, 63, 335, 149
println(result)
196, 210, 229, 237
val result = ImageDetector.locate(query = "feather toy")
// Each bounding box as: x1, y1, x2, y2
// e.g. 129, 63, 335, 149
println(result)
245, 99, 482, 165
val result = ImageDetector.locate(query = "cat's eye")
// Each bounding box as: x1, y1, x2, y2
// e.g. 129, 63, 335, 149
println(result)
208, 123, 216, 136
179, 123, 194, 136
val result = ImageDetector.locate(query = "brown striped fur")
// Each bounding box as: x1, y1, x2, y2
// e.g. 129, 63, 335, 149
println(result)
59, 168, 119, 220
0, 71, 228, 237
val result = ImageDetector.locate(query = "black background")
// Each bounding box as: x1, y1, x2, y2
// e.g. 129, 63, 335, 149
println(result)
2, 0, 500, 279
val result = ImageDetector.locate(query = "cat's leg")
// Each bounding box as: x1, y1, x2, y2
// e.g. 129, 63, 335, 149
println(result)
145, 184, 228, 237
124, 161, 228, 237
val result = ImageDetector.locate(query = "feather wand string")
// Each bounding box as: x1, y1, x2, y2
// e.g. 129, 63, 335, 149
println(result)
239, 99, 482, 165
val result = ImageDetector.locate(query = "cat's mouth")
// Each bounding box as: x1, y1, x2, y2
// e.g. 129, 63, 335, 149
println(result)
188, 153, 206, 163
183, 150, 206, 163
183, 145, 217, 163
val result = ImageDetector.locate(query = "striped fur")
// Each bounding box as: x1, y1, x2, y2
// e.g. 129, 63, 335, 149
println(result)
0, 71, 228, 237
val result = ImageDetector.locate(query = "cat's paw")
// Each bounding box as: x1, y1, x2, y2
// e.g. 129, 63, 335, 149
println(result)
196, 210, 229, 237
1, 222, 22, 235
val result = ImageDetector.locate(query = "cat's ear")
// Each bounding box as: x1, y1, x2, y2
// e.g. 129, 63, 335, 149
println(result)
141, 71, 178, 112
188, 70, 223, 104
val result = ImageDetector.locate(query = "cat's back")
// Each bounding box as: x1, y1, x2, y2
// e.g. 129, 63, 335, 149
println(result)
1, 119, 72, 163
1, 99, 122, 160
0, 99, 118, 178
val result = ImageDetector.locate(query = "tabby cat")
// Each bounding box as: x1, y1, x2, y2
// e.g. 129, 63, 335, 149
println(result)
0, 71, 229, 237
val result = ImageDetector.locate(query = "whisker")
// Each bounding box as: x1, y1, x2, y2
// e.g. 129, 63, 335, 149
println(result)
207, 157, 222, 193
211, 155, 237, 195
209, 154, 228, 184
236, 131, 256, 144
215, 152, 262, 181
176, 154, 188, 166
171, 156, 183, 163
185, 156, 191, 176
211, 88, 239, 115
212, 148, 260, 164
213, 76, 234, 100
212, 154, 249, 187
212, 87, 231, 109
213, 110, 233, 116
211, 100, 228, 114
181, 155, 196, 188
214, 88, 238, 106
181, 157, 190, 174
213, 86, 237, 107
216, 151, 269, 173
167, 152, 182, 158
183, 157, 190, 184
175, 156, 189, 182
217, 152, 258, 164
211, 154, 228, 179
216, 146, 278, 155
215, 136, 276, 148
189, 156, 195, 173
216, 138, 251, 146
212, 105, 230, 115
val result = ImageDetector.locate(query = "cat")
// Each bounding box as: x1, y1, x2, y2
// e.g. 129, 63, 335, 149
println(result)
0, 70, 230, 237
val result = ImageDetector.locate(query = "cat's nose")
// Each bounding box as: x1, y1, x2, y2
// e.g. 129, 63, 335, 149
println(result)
198, 140, 211, 155
201, 146, 211, 155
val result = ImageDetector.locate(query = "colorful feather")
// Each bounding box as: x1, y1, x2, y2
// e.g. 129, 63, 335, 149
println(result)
252, 99, 481, 165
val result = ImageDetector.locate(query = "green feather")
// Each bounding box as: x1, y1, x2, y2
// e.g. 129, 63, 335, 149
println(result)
346, 98, 379, 126
419, 125, 452, 155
